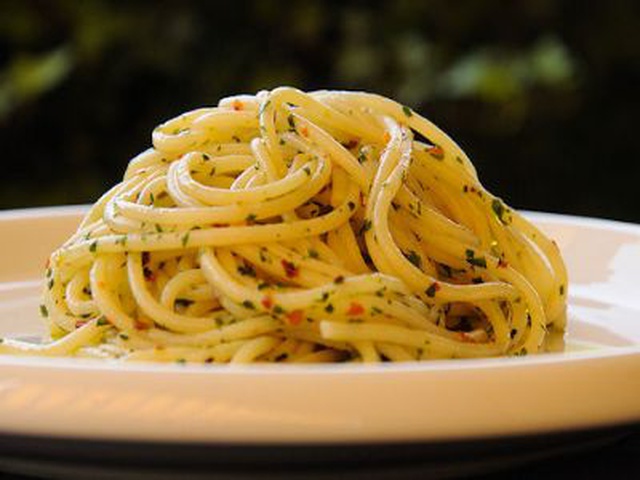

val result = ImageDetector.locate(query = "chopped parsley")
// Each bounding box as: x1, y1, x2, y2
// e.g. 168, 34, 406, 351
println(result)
237, 263, 257, 277
275, 353, 288, 362
360, 219, 372, 234
404, 250, 422, 268
402, 105, 413, 117
242, 300, 256, 310
465, 249, 487, 268
181, 232, 190, 247
491, 198, 510, 225
175, 298, 195, 308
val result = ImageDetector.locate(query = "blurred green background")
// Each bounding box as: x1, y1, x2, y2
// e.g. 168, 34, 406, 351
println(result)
0, 0, 638, 221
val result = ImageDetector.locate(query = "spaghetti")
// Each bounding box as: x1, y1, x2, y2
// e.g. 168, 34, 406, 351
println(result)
0, 88, 567, 363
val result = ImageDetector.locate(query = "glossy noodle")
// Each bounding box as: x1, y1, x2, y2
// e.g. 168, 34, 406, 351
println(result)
0, 88, 567, 363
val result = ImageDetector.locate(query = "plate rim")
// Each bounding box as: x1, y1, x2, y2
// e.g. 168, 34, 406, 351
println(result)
0, 206, 639, 444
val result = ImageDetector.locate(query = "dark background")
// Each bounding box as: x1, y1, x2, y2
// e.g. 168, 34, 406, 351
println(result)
0, 0, 638, 222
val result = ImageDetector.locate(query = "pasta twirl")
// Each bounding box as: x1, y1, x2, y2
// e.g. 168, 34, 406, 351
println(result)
0, 88, 567, 363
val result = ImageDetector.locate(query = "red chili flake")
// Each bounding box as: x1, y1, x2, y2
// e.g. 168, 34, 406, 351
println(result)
75, 319, 88, 328
343, 138, 359, 149
143, 266, 156, 282
347, 302, 365, 316
428, 145, 444, 159
383, 132, 391, 143
286, 309, 304, 326
498, 258, 509, 268
232, 100, 244, 111
300, 126, 309, 137
281, 259, 299, 278
425, 282, 441, 298
135, 320, 151, 330
359, 191, 366, 207
261, 295, 274, 310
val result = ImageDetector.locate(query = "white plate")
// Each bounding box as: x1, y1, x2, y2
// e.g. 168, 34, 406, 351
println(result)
0, 206, 639, 445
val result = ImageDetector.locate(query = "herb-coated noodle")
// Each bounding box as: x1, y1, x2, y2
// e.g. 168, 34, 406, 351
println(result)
0, 88, 567, 363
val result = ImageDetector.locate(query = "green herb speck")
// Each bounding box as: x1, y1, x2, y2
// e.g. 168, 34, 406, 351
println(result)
405, 250, 422, 268
242, 300, 256, 309
181, 232, 190, 247
491, 198, 510, 225
360, 219, 372, 234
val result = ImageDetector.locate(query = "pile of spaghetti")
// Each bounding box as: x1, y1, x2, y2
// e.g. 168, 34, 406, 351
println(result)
1, 88, 567, 363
